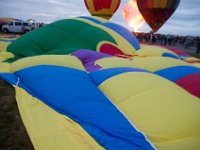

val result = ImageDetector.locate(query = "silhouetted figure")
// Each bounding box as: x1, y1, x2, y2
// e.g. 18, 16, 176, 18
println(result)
196, 37, 200, 54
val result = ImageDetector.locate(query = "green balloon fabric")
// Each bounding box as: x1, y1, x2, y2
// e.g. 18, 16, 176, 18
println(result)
7, 18, 117, 62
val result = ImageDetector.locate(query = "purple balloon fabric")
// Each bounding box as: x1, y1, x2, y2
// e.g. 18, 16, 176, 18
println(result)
71, 49, 112, 71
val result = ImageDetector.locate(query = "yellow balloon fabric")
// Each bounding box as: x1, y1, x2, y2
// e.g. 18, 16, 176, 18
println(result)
0, 62, 11, 72
10, 55, 85, 72
98, 72, 200, 150
15, 86, 104, 150
95, 57, 190, 72
95, 57, 134, 68
0, 52, 14, 62
130, 57, 190, 72
192, 63, 200, 68
137, 44, 178, 57
0, 42, 10, 52
184, 57, 200, 68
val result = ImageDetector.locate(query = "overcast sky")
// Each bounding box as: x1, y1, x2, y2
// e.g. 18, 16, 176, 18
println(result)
0, 0, 199, 36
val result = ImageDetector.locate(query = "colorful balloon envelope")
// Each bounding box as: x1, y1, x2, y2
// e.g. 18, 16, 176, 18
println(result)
84, 0, 121, 20
136, 0, 180, 32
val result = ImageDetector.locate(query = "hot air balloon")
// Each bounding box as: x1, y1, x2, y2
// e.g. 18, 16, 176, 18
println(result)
136, 0, 180, 32
84, 0, 121, 20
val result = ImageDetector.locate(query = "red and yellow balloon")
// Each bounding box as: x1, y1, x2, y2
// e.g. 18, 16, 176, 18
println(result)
136, 0, 180, 32
84, 0, 121, 20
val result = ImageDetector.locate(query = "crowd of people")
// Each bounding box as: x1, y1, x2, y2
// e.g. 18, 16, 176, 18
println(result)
134, 32, 200, 55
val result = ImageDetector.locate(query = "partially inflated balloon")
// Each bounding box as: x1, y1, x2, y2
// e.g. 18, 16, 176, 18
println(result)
136, 0, 180, 32
1, 16, 200, 150
84, 0, 121, 20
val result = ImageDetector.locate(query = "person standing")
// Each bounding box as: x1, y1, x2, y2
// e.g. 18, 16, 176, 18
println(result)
196, 37, 200, 54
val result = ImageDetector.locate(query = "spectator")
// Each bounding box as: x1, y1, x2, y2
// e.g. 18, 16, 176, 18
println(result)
196, 37, 200, 54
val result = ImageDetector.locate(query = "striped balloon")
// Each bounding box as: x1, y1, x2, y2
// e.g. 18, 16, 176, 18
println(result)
136, 0, 180, 32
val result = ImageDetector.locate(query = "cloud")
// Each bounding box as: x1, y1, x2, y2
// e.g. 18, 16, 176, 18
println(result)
49, 0, 66, 5
0, 0, 199, 36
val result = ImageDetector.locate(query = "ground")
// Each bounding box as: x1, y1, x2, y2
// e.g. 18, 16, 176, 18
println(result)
0, 79, 34, 150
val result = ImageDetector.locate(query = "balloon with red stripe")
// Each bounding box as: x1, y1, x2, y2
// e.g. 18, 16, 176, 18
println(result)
84, 0, 121, 20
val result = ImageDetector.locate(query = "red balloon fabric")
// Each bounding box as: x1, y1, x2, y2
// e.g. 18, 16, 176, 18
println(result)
166, 47, 190, 56
84, 0, 121, 20
176, 73, 200, 98
99, 43, 124, 55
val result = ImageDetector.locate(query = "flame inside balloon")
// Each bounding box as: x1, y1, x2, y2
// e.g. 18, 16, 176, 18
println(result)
122, 0, 145, 32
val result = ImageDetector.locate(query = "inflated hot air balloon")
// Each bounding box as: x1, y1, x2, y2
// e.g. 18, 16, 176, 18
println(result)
136, 0, 180, 32
84, 0, 121, 20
